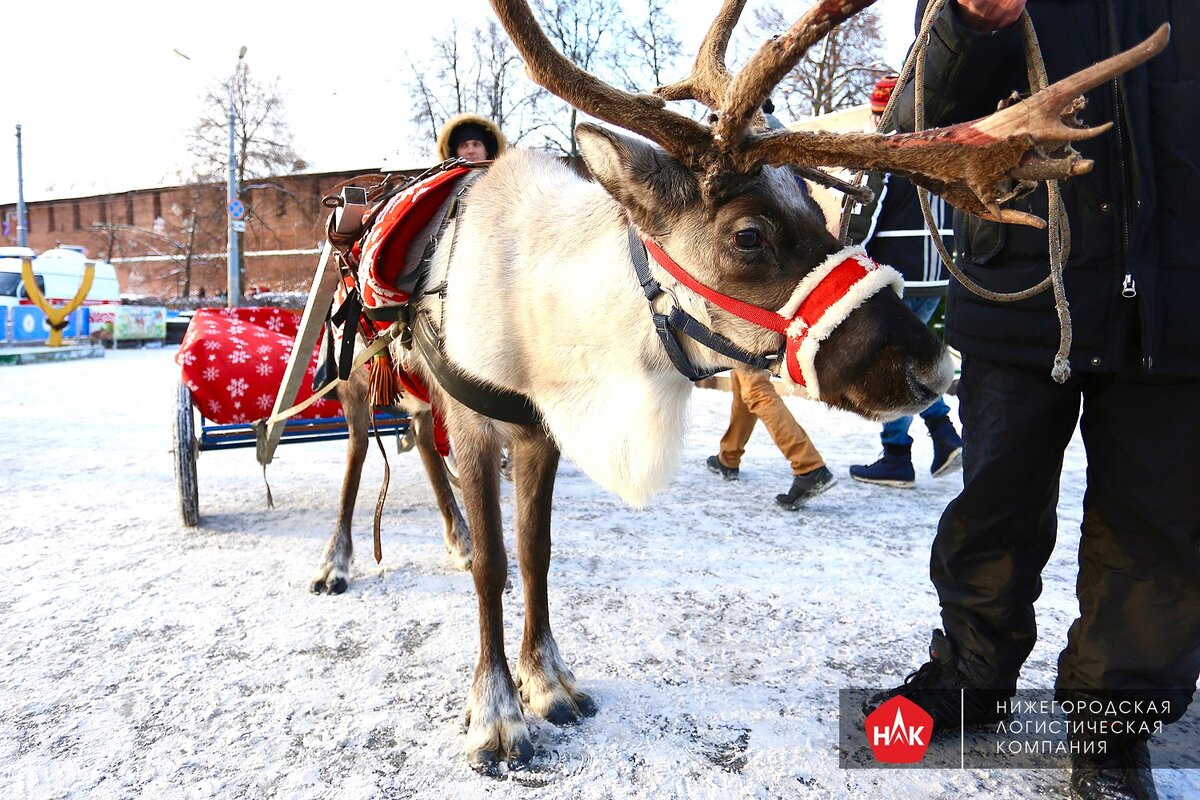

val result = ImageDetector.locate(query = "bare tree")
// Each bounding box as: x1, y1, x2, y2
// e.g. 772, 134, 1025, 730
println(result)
527, 0, 627, 158
189, 61, 304, 187
188, 60, 304, 295
405, 1, 694, 160
406, 20, 547, 156
744, 2, 891, 121
606, 0, 684, 91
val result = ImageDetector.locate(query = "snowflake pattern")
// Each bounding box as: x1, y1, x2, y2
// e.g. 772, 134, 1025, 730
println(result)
176, 308, 340, 425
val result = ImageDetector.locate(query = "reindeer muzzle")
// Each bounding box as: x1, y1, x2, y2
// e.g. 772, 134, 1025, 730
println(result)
774, 246, 904, 399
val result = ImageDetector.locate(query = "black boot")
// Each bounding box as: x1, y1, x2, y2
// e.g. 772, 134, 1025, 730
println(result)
775, 465, 836, 510
706, 455, 739, 481
1070, 736, 1159, 800
862, 629, 1011, 734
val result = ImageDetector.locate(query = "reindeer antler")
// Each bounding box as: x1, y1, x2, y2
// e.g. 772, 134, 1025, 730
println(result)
489, 0, 1169, 224
654, 0, 744, 115
714, 0, 879, 145
735, 23, 1170, 225
489, 0, 712, 165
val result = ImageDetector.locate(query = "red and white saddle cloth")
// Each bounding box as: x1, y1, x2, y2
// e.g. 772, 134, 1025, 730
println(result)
324, 166, 473, 454
176, 307, 339, 425
350, 165, 471, 314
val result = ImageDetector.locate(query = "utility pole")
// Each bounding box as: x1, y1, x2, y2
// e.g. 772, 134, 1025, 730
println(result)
227, 46, 248, 309
15, 124, 28, 248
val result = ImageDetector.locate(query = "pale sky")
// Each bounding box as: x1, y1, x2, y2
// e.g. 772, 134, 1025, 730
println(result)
2, 0, 917, 204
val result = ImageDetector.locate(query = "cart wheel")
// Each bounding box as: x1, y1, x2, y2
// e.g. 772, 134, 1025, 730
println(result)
173, 380, 200, 526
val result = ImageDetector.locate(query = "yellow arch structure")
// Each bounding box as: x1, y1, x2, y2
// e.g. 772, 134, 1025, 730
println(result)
20, 257, 94, 347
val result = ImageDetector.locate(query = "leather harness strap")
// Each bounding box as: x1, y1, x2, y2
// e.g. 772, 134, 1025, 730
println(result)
627, 227, 776, 381
411, 311, 541, 426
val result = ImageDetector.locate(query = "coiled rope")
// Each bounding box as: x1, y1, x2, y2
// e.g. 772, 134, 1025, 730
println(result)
839, 0, 1074, 382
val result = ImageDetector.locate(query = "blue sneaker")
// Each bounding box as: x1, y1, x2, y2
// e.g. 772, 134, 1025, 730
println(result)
927, 416, 963, 478
849, 445, 915, 488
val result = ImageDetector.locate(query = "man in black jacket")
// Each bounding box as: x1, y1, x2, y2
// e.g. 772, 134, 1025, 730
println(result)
863, 2, 1200, 799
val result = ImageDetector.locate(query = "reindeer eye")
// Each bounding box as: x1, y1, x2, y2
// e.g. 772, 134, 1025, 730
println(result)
734, 229, 762, 249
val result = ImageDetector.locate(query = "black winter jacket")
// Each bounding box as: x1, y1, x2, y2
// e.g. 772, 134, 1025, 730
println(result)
896, 0, 1199, 377
847, 169, 953, 285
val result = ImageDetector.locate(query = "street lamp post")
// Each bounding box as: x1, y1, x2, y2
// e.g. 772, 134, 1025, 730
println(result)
15, 124, 28, 248
227, 46, 247, 309
175, 46, 247, 308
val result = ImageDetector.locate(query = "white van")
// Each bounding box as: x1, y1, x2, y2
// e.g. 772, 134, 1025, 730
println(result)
0, 245, 120, 307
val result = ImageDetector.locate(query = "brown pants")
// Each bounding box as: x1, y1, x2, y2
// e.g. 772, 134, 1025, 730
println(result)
718, 367, 825, 476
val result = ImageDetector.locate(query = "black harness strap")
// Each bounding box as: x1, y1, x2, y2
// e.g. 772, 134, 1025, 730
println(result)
627, 227, 776, 381
411, 311, 541, 426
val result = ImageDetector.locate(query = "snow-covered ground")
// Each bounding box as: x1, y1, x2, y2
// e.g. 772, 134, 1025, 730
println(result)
1, 347, 1196, 799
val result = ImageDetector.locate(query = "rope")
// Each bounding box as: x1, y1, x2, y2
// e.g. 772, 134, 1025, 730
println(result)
840, 0, 1075, 383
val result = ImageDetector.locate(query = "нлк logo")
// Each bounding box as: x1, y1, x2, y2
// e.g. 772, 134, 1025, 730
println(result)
864, 695, 934, 763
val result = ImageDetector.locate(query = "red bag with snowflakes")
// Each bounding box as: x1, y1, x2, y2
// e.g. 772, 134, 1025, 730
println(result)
175, 307, 340, 424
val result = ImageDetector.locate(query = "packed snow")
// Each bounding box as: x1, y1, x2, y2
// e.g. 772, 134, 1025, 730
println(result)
2, 347, 1196, 798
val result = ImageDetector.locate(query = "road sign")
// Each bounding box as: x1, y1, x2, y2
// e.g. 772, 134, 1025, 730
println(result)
227, 199, 246, 220
231, 219, 246, 233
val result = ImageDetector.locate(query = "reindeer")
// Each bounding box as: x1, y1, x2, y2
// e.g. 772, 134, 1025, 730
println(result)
316, 0, 1166, 772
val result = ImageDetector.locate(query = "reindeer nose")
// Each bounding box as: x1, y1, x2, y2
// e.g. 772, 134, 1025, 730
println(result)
910, 349, 955, 400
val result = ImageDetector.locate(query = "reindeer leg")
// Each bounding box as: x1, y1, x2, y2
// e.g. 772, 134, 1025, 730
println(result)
512, 431, 597, 726
311, 373, 370, 595
455, 418, 531, 773
410, 408, 472, 570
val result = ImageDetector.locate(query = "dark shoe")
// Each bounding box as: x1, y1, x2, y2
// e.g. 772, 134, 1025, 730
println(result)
849, 444, 915, 488
706, 455, 739, 481
1070, 737, 1158, 800
927, 415, 963, 477
862, 630, 1011, 734
775, 465, 836, 510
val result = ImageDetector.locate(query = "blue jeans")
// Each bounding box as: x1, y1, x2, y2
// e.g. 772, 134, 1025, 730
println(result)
881, 296, 950, 447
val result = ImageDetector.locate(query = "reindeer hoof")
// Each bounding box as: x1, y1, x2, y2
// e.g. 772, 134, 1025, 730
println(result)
468, 737, 533, 776
310, 575, 349, 595
543, 692, 598, 726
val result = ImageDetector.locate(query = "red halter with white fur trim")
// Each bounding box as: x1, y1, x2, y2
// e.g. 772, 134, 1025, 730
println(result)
642, 239, 904, 399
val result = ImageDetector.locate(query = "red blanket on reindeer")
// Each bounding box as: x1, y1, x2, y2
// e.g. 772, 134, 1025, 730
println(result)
175, 165, 471, 432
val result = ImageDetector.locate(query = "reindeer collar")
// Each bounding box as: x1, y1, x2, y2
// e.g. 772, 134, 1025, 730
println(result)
634, 231, 903, 399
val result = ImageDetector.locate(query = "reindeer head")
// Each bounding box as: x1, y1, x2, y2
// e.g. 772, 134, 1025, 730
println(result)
489, 0, 1167, 418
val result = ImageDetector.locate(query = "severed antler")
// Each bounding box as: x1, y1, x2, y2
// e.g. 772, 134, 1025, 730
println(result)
488, 0, 1168, 225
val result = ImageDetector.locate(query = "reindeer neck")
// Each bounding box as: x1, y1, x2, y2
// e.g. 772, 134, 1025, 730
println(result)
426, 150, 700, 505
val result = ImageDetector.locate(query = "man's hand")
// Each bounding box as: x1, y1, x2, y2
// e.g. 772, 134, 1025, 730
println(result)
955, 0, 1026, 32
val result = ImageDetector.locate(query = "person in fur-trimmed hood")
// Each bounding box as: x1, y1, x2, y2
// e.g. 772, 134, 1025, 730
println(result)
436, 113, 507, 163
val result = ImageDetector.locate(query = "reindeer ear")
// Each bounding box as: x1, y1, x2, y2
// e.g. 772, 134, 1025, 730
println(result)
576, 123, 698, 230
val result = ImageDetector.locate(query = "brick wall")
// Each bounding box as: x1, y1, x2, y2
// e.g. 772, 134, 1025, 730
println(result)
0, 167, 408, 299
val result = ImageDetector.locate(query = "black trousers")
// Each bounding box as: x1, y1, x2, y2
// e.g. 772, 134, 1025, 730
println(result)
933, 356, 1200, 722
